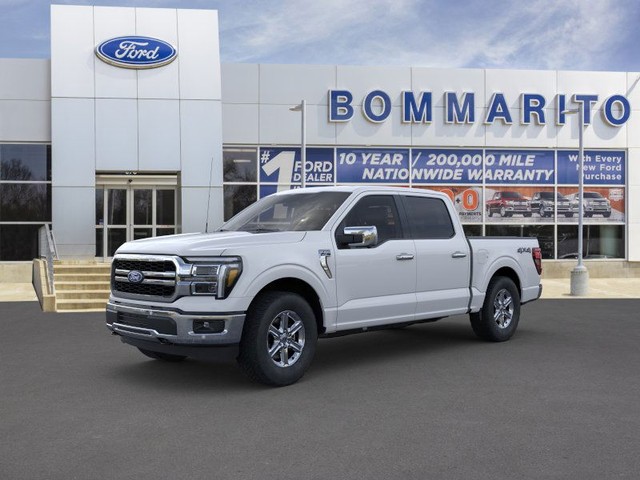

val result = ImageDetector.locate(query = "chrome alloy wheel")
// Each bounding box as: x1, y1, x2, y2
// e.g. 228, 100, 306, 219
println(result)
493, 288, 514, 329
267, 310, 306, 368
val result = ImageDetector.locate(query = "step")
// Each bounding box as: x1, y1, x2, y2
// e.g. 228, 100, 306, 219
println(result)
55, 281, 111, 291
54, 260, 111, 265
54, 273, 111, 283
56, 290, 111, 300
54, 265, 111, 274
55, 299, 109, 311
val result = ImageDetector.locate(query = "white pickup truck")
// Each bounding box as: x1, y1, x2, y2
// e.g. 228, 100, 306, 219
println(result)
106, 186, 542, 386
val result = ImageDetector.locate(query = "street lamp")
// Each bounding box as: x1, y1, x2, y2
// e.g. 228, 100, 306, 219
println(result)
562, 104, 588, 295
289, 100, 307, 188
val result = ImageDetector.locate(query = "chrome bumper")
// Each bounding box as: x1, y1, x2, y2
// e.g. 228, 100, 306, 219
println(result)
106, 301, 245, 346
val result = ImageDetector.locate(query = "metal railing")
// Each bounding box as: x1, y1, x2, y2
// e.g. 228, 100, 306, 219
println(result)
38, 224, 58, 294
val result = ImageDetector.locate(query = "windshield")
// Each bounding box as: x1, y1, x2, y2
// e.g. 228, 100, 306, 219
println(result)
220, 191, 351, 232
539, 192, 554, 199
584, 192, 604, 199
501, 191, 522, 199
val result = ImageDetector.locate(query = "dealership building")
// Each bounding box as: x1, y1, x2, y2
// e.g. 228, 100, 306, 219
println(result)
1, 4, 639, 279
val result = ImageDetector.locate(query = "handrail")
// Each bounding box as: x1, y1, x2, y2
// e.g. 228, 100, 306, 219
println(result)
38, 224, 58, 295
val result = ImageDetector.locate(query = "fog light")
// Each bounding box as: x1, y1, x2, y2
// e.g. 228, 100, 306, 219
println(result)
191, 282, 218, 295
193, 320, 225, 334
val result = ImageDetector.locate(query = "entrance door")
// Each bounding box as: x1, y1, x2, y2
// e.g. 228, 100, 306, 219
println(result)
95, 175, 177, 258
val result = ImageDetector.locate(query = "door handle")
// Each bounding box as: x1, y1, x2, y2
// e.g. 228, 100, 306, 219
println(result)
396, 253, 415, 261
451, 251, 467, 258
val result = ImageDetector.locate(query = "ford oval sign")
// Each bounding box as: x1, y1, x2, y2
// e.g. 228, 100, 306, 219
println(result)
127, 270, 144, 284
95, 36, 177, 69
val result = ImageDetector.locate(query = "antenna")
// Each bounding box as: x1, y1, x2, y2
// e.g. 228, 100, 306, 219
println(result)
205, 156, 214, 233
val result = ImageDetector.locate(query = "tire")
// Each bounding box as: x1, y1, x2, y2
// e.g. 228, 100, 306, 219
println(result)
523, 213, 532, 218
487, 206, 493, 217
565, 213, 573, 218
585, 213, 592, 218
603, 212, 611, 218
500, 206, 506, 217
238, 291, 318, 387
539, 206, 545, 217
137, 348, 187, 362
469, 276, 520, 342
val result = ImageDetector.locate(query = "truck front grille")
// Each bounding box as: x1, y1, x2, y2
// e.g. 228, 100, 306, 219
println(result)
112, 258, 177, 298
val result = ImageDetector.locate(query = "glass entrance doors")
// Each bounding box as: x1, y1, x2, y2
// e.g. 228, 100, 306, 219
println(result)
95, 176, 178, 258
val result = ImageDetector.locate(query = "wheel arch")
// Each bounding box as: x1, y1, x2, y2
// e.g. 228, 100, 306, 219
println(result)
488, 266, 522, 298
248, 277, 326, 335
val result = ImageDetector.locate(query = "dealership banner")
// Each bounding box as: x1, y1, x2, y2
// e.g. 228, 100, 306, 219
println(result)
260, 147, 334, 184
411, 149, 483, 184
336, 148, 410, 183
417, 186, 483, 223
484, 150, 554, 184
557, 150, 625, 185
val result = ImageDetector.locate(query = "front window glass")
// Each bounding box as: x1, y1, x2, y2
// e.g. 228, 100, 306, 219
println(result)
339, 195, 402, 244
222, 191, 350, 232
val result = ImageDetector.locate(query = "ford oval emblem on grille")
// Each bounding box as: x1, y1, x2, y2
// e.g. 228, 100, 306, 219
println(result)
95, 36, 177, 69
127, 270, 144, 284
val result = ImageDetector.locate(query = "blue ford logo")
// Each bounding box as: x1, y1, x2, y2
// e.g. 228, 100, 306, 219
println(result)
127, 270, 144, 284
95, 36, 177, 69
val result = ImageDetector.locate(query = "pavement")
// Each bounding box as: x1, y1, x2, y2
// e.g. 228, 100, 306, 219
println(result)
2, 277, 639, 304
1, 300, 639, 480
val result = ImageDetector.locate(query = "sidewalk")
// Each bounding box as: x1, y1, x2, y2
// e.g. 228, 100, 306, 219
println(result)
1, 278, 639, 304
541, 277, 640, 299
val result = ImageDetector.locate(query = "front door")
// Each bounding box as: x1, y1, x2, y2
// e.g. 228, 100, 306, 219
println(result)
333, 194, 416, 330
95, 176, 178, 258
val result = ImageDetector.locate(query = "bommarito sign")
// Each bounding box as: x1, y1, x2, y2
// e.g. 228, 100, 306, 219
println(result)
328, 90, 631, 127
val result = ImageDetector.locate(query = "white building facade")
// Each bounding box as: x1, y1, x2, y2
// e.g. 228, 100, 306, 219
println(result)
0, 4, 639, 271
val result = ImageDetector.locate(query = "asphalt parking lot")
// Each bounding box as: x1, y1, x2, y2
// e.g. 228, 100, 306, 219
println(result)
1, 300, 639, 480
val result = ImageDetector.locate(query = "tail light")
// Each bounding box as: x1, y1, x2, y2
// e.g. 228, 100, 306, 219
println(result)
532, 247, 542, 276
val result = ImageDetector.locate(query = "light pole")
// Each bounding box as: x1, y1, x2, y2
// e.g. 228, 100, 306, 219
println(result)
289, 100, 307, 188
562, 104, 588, 295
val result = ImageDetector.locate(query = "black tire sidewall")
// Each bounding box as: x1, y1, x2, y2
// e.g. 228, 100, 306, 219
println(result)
480, 277, 521, 342
240, 291, 318, 386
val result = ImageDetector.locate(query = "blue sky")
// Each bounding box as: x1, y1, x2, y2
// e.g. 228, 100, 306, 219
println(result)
1, 0, 639, 71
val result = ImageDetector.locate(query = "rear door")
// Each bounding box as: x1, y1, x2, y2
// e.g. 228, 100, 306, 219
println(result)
333, 194, 416, 329
400, 193, 470, 318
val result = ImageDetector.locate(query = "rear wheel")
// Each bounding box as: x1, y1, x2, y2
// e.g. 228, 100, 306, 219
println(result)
137, 348, 187, 362
238, 291, 318, 386
470, 276, 520, 342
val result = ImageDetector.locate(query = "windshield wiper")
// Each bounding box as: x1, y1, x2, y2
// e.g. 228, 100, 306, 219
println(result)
245, 227, 280, 233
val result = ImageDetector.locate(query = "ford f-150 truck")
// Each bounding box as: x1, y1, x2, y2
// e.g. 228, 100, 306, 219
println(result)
106, 186, 543, 386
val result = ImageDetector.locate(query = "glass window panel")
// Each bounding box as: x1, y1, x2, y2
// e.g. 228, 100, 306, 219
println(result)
156, 189, 175, 225
223, 148, 257, 182
557, 225, 624, 259
223, 185, 256, 221
0, 184, 51, 222
107, 228, 127, 257
0, 224, 41, 261
339, 195, 402, 245
133, 189, 152, 225
133, 228, 153, 240
107, 189, 126, 226
0, 144, 51, 181
95, 228, 104, 257
462, 225, 482, 237
403, 196, 455, 239
95, 188, 104, 226
156, 228, 175, 237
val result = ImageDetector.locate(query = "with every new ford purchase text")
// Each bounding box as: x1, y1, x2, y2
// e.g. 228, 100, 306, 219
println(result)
106, 187, 543, 386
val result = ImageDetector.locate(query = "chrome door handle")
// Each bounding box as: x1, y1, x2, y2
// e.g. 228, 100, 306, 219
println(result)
451, 251, 467, 258
396, 253, 415, 261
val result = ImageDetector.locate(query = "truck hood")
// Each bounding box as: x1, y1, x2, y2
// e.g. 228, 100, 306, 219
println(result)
115, 231, 307, 257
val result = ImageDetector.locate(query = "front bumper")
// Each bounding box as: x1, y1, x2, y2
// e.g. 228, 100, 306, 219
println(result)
106, 301, 245, 346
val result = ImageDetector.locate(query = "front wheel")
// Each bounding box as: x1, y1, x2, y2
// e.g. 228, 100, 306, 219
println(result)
469, 276, 521, 342
238, 291, 318, 386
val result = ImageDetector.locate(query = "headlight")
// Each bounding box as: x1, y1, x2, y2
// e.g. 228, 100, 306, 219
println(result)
182, 256, 242, 299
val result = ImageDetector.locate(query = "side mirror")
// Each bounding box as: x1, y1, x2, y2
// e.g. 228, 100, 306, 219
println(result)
336, 226, 378, 248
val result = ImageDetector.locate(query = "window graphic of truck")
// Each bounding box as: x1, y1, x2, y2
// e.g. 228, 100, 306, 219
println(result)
486, 191, 532, 218
566, 191, 611, 218
530, 191, 578, 218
